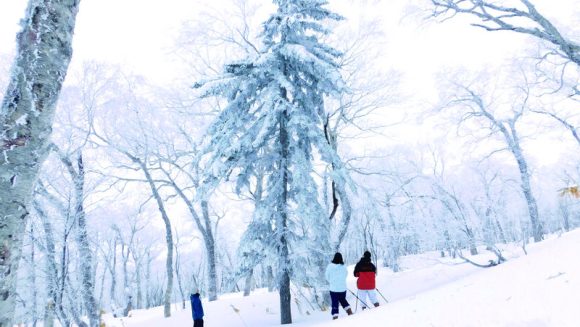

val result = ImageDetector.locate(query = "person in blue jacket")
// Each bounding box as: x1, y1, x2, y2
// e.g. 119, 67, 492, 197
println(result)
325, 252, 353, 320
190, 292, 204, 327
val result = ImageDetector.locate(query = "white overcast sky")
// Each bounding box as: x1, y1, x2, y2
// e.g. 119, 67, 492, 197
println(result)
0, 0, 532, 79
0, 0, 578, 165
1, 0, 576, 83
0, 0, 199, 83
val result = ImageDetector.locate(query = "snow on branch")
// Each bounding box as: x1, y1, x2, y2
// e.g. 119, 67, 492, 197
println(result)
431, 0, 580, 66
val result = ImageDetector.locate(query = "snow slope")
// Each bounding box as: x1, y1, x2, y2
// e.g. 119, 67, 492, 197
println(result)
105, 230, 580, 326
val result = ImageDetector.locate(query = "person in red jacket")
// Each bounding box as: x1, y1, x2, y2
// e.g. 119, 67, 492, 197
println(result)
353, 251, 379, 309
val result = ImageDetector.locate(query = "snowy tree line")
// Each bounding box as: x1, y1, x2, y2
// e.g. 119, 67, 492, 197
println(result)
1, 0, 579, 326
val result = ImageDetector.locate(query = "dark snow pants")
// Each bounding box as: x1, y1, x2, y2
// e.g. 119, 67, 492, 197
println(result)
329, 291, 350, 317
194, 319, 204, 327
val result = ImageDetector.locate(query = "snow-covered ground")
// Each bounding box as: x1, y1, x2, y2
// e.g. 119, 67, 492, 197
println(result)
105, 230, 580, 326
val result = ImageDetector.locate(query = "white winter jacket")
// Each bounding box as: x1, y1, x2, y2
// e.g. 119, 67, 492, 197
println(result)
325, 263, 347, 292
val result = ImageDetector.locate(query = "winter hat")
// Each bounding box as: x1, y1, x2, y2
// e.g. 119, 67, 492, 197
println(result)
363, 251, 371, 259
331, 252, 344, 265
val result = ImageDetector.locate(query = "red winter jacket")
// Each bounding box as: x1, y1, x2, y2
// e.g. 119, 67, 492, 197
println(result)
353, 258, 376, 290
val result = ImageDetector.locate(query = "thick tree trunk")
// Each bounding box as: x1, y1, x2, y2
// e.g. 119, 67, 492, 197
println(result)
278, 108, 292, 325
0, 1, 80, 325
200, 201, 218, 302
243, 269, 253, 297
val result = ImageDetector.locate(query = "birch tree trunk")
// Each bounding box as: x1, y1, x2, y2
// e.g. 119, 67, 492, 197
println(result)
451, 86, 543, 243
109, 238, 117, 307
70, 154, 100, 327
145, 252, 152, 309
507, 122, 542, 242
159, 165, 219, 302
130, 249, 143, 309
32, 197, 70, 326
0, 1, 80, 325
55, 149, 99, 326
137, 161, 173, 318
174, 243, 186, 309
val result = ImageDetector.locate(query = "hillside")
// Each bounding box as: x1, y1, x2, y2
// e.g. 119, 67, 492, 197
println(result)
105, 230, 580, 326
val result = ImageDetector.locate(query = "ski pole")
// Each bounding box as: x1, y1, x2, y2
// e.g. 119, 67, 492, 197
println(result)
376, 288, 389, 303
348, 289, 369, 310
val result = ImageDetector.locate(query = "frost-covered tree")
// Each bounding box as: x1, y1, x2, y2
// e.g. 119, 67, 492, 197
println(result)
195, 0, 347, 324
431, 0, 580, 99
54, 147, 99, 327
431, 0, 580, 67
0, 1, 81, 325
440, 75, 544, 242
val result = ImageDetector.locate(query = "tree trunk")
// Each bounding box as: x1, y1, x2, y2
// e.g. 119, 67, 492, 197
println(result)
0, 1, 80, 325
559, 201, 571, 232
495, 219, 507, 244
29, 222, 38, 326
386, 208, 401, 272
243, 269, 253, 297
119, 243, 131, 316
508, 124, 542, 242
71, 154, 100, 327
145, 252, 152, 309
162, 171, 219, 303
174, 244, 186, 309
266, 266, 275, 292
135, 264, 142, 309
97, 264, 106, 310
324, 119, 353, 252
200, 201, 218, 302
139, 161, 173, 318
333, 180, 353, 251
43, 300, 55, 327
109, 239, 117, 308
33, 199, 70, 327
277, 108, 292, 325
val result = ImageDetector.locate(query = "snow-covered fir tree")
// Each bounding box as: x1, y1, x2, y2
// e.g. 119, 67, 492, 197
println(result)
195, 0, 348, 324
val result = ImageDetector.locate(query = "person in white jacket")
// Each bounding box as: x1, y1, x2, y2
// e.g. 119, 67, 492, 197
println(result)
325, 252, 353, 320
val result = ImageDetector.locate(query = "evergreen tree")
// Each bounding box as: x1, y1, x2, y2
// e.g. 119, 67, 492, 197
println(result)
195, 0, 347, 324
